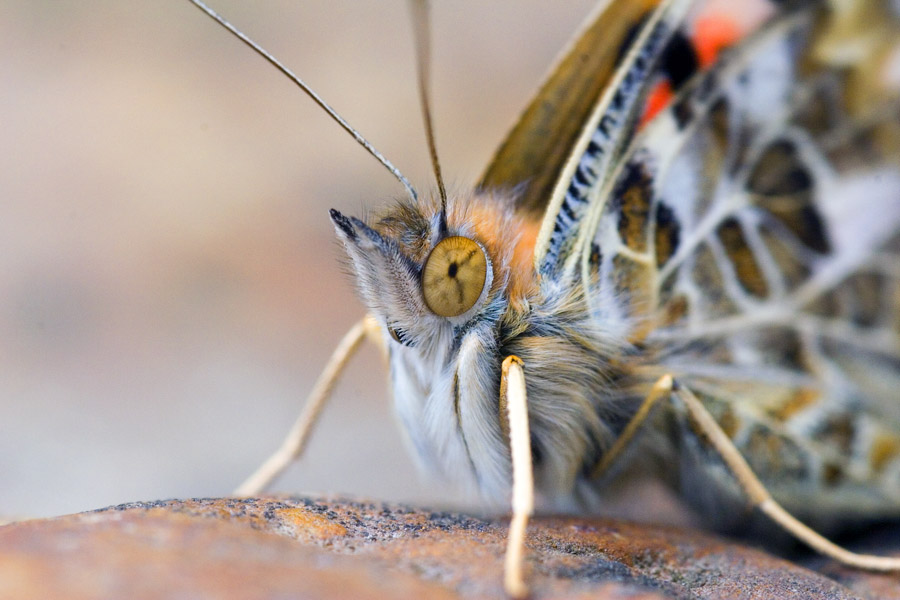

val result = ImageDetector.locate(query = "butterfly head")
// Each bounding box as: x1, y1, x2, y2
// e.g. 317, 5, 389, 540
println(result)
330, 191, 535, 354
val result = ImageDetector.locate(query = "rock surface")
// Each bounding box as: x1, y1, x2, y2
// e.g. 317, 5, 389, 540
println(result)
1, 496, 898, 599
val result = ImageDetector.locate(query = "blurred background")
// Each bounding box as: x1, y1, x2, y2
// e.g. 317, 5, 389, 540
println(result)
0, 0, 602, 518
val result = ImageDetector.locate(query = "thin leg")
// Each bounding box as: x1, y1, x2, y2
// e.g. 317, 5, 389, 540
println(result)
234, 315, 379, 496
591, 374, 900, 571
501, 356, 533, 599
590, 374, 674, 481
672, 383, 900, 571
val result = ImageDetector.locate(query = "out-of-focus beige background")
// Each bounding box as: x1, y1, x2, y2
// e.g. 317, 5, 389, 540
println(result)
0, 0, 600, 518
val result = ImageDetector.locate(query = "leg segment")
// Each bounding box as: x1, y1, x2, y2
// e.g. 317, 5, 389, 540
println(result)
590, 374, 674, 481
672, 382, 900, 571
592, 374, 900, 571
234, 315, 379, 496
500, 355, 533, 599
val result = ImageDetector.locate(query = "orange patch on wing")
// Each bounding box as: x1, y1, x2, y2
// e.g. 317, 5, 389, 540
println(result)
693, 13, 744, 68
717, 218, 769, 299
641, 80, 673, 127
613, 255, 655, 326
870, 434, 900, 472
717, 405, 740, 439
616, 167, 654, 253
660, 294, 689, 327
771, 389, 819, 422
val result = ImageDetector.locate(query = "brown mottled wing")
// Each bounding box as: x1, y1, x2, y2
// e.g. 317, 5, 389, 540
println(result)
586, 3, 900, 523
477, 0, 662, 217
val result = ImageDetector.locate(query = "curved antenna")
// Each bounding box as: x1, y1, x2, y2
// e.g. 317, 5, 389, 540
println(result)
187, 0, 418, 203
409, 0, 448, 221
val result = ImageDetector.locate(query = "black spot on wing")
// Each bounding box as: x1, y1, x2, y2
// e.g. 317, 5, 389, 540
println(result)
671, 95, 694, 130
589, 242, 603, 271
747, 139, 831, 254
615, 20, 697, 89
660, 29, 699, 90
654, 202, 680, 267
748, 139, 812, 196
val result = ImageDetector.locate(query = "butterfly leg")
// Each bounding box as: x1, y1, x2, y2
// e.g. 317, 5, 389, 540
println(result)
234, 315, 380, 496
670, 381, 900, 571
499, 355, 533, 599
590, 374, 676, 481
594, 375, 900, 571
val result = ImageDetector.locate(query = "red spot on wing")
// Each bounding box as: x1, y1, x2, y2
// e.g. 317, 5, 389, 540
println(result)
694, 14, 743, 67
641, 80, 673, 127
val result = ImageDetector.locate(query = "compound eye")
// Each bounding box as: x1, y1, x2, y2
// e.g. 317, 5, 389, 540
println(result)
422, 236, 488, 317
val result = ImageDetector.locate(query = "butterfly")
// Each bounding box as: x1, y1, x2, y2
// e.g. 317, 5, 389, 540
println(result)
189, 0, 900, 596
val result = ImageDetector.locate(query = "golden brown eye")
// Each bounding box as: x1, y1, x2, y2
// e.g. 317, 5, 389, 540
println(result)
422, 236, 488, 317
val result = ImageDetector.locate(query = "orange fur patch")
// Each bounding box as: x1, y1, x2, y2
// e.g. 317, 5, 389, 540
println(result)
462, 199, 540, 309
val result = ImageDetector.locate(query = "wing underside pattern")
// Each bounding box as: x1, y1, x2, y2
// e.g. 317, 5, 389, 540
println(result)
583, 3, 900, 519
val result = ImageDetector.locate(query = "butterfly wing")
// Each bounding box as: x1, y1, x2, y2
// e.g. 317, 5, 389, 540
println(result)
478, 0, 705, 280
478, 0, 663, 216
535, 0, 701, 281
584, 1, 900, 525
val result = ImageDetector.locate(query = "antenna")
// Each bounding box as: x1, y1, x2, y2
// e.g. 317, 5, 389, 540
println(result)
409, 0, 448, 223
187, 0, 418, 203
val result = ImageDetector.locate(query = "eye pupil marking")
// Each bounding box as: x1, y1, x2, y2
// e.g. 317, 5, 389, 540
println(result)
447, 262, 458, 278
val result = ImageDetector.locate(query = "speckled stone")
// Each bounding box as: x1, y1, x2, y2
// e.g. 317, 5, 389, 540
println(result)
1, 496, 898, 599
